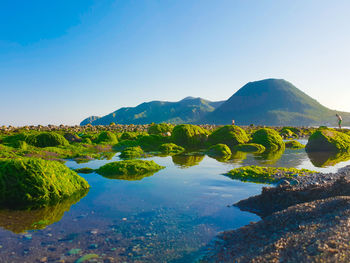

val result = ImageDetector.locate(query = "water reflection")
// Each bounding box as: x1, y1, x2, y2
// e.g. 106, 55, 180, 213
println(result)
172, 154, 205, 168
100, 171, 158, 181
0, 190, 88, 234
254, 148, 285, 164
307, 151, 350, 167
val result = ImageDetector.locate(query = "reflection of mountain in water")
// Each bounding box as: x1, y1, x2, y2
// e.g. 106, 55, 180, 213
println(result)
0, 190, 88, 234
307, 151, 350, 167
172, 155, 205, 168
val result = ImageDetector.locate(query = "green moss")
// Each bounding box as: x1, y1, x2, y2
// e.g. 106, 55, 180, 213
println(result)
0, 144, 17, 158
172, 154, 205, 168
95, 131, 118, 144
95, 160, 164, 180
137, 134, 169, 151
306, 128, 350, 153
207, 125, 249, 148
279, 127, 298, 138
159, 143, 184, 154
226, 165, 316, 184
74, 167, 95, 174
26, 132, 69, 148
119, 146, 144, 159
254, 148, 285, 164
285, 140, 305, 149
207, 144, 232, 157
251, 128, 285, 151
233, 143, 266, 153
148, 123, 174, 135
0, 191, 87, 233
0, 158, 90, 208
113, 140, 139, 151
120, 132, 139, 141
171, 124, 208, 149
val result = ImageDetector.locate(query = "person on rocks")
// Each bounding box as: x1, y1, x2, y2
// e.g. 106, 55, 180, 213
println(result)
336, 114, 342, 129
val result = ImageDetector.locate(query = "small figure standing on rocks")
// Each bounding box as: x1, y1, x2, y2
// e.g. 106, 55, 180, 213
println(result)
232, 120, 235, 125
336, 114, 342, 129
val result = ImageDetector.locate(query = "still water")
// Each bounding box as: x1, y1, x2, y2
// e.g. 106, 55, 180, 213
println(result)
0, 140, 350, 262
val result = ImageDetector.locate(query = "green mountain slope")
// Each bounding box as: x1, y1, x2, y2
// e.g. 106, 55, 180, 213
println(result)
81, 97, 224, 125
203, 79, 350, 126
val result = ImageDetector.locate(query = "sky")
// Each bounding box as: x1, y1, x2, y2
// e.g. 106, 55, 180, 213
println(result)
1, 0, 350, 126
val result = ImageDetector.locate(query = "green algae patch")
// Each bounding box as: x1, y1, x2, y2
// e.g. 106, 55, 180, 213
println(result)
285, 140, 305, 149
207, 144, 232, 157
0, 190, 88, 234
306, 128, 350, 153
226, 165, 316, 184
148, 123, 174, 135
137, 134, 169, 151
119, 146, 144, 159
95, 131, 118, 144
172, 154, 205, 168
159, 143, 184, 155
233, 143, 266, 153
171, 124, 208, 149
251, 128, 285, 151
279, 127, 298, 138
74, 167, 95, 174
75, 254, 99, 263
0, 158, 90, 208
208, 125, 249, 148
96, 160, 164, 179
26, 132, 69, 148
113, 139, 139, 151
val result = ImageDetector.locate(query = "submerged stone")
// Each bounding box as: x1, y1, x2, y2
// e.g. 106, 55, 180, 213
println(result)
0, 158, 90, 208
251, 128, 285, 151
306, 128, 350, 153
208, 125, 249, 148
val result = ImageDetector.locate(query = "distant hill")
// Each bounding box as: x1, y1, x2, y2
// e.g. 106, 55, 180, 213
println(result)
81, 79, 350, 126
81, 97, 224, 125
203, 79, 350, 126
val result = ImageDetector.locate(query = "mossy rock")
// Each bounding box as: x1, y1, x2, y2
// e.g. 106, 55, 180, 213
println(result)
95, 131, 118, 144
120, 132, 139, 141
171, 124, 208, 149
233, 143, 266, 153
0, 190, 87, 233
113, 140, 139, 151
306, 128, 350, 153
0, 158, 90, 208
159, 143, 184, 154
251, 128, 285, 151
26, 132, 69, 148
208, 125, 249, 148
95, 160, 164, 179
172, 154, 205, 168
207, 144, 232, 157
285, 140, 305, 149
226, 165, 316, 184
279, 127, 299, 138
138, 134, 169, 151
64, 133, 82, 143
148, 123, 174, 135
119, 146, 144, 159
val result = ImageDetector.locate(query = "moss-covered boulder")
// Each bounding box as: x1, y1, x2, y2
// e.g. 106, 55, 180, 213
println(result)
95, 160, 164, 180
172, 154, 205, 168
208, 125, 249, 148
95, 131, 118, 144
251, 128, 285, 151
226, 165, 316, 184
113, 139, 139, 151
119, 146, 144, 159
159, 143, 184, 154
64, 132, 82, 143
207, 144, 232, 157
26, 132, 69, 148
171, 124, 208, 149
279, 127, 298, 139
148, 123, 173, 135
233, 143, 266, 153
285, 140, 305, 149
0, 158, 90, 208
120, 132, 139, 141
138, 134, 169, 151
306, 128, 350, 153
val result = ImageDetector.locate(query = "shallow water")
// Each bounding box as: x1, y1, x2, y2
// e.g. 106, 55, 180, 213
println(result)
1, 141, 350, 262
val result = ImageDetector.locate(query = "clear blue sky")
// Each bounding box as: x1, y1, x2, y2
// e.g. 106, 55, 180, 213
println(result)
1, 0, 350, 126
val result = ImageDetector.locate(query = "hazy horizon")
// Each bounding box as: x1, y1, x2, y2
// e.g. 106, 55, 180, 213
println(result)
1, 0, 350, 126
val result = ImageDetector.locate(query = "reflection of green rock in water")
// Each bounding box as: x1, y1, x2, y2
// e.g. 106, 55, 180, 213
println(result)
209, 154, 232, 163
172, 154, 205, 168
307, 151, 350, 167
96, 160, 164, 180
0, 158, 90, 209
306, 128, 350, 153
207, 144, 232, 157
229, 151, 247, 164
254, 148, 285, 164
0, 190, 88, 234
233, 143, 265, 153
251, 128, 285, 151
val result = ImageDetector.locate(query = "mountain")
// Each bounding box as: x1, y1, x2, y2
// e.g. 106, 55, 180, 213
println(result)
81, 79, 350, 126
203, 79, 350, 126
81, 97, 224, 125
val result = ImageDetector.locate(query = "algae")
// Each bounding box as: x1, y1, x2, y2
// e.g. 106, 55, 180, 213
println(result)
171, 124, 208, 149
119, 146, 144, 159
148, 123, 173, 135
207, 144, 232, 157
251, 128, 285, 151
207, 125, 249, 148
306, 128, 350, 153
233, 143, 266, 153
285, 140, 305, 149
159, 143, 185, 154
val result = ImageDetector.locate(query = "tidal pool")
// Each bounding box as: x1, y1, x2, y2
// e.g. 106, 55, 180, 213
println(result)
1, 141, 350, 262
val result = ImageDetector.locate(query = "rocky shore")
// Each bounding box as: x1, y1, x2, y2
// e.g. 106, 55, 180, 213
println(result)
202, 166, 350, 262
